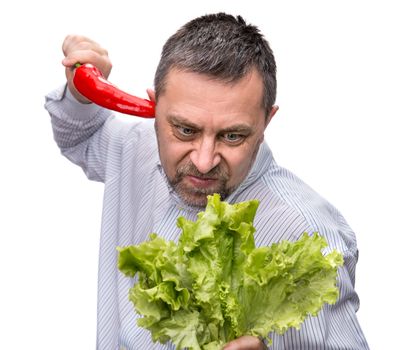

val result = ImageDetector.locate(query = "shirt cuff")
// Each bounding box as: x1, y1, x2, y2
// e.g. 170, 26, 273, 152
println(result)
45, 84, 104, 121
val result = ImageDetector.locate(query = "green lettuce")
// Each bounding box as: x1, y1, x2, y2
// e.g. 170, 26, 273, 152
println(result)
117, 194, 343, 350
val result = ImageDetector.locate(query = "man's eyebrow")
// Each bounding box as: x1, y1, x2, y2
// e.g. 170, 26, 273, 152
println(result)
219, 124, 253, 134
168, 114, 199, 129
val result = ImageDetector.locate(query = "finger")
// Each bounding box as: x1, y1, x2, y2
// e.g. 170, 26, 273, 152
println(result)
63, 50, 112, 77
146, 88, 156, 102
67, 40, 108, 57
62, 35, 108, 63
62, 35, 100, 55
62, 49, 100, 67
223, 335, 265, 350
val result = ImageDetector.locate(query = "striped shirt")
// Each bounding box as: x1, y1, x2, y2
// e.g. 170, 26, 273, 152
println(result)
45, 85, 369, 350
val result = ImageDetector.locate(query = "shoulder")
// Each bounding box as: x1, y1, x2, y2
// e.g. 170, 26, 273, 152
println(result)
252, 162, 357, 254
104, 117, 157, 154
101, 117, 159, 180
105, 116, 155, 140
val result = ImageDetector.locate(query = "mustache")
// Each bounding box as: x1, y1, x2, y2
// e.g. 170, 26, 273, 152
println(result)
174, 162, 229, 182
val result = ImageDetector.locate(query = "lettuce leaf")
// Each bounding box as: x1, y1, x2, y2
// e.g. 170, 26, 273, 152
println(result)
117, 194, 343, 350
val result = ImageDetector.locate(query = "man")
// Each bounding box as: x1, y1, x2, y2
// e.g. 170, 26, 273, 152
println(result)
45, 13, 369, 350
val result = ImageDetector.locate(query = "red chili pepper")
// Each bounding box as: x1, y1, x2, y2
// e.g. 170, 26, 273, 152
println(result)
73, 63, 155, 118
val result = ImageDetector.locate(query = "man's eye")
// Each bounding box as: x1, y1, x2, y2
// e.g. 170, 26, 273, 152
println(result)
176, 126, 195, 137
222, 133, 244, 143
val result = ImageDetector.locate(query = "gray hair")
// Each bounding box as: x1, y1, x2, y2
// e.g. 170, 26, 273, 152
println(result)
154, 13, 277, 117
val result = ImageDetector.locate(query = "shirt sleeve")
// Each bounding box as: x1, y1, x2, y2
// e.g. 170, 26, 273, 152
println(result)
44, 85, 142, 183
258, 166, 370, 349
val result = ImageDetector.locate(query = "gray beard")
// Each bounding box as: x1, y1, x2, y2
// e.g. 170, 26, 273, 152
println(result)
169, 161, 231, 207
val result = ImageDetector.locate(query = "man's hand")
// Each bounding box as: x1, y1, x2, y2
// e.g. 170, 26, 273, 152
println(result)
223, 335, 268, 350
61, 35, 112, 103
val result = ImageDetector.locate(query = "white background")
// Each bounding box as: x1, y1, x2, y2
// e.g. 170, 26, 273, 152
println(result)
1, 0, 411, 349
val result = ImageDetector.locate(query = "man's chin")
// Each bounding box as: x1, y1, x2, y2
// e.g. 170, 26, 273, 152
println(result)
171, 178, 231, 207
175, 187, 225, 208
175, 188, 211, 207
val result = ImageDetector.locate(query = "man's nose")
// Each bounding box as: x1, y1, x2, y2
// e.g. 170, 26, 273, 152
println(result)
190, 138, 221, 174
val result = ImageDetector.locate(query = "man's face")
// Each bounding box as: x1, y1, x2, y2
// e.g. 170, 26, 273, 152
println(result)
153, 68, 276, 207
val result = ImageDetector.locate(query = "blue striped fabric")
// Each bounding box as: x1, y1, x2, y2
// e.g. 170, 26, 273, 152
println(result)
45, 85, 369, 350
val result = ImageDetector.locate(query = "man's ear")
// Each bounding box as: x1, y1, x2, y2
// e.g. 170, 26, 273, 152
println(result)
265, 105, 279, 127
146, 88, 156, 102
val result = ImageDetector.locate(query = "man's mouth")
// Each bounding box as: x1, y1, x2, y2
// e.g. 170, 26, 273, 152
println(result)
186, 175, 218, 189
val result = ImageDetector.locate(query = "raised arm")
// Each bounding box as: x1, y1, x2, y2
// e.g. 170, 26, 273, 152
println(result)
44, 35, 140, 183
